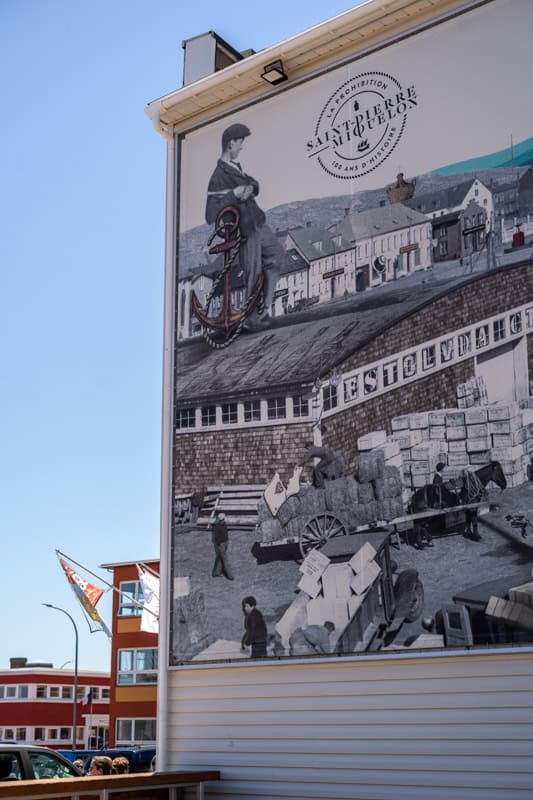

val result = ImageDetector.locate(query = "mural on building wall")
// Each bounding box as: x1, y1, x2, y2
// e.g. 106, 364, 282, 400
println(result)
171, 0, 533, 666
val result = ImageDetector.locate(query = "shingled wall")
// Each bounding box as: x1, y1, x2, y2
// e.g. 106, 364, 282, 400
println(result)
322, 361, 473, 470
174, 422, 314, 492
340, 260, 533, 369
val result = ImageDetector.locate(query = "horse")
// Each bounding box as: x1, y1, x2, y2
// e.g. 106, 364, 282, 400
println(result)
408, 461, 506, 546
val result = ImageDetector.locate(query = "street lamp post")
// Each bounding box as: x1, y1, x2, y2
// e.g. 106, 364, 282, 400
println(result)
42, 604, 78, 752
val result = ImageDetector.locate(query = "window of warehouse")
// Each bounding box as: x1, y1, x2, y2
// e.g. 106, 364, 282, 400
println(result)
115, 718, 156, 744
267, 397, 286, 419
118, 581, 144, 616
117, 648, 158, 684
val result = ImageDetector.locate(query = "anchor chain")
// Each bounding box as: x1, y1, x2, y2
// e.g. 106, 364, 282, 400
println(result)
196, 211, 265, 349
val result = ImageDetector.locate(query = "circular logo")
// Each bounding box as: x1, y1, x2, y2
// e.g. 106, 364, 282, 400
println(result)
307, 71, 417, 180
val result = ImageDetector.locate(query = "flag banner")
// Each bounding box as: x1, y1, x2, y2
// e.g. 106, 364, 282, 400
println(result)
81, 689, 93, 705
137, 565, 160, 634
59, 558, 104, 607
58, 556, 112, 638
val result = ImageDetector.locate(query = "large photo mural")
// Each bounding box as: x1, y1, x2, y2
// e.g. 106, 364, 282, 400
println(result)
171, 0, 533, 665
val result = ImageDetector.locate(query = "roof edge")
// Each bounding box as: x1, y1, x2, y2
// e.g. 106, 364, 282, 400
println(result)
145, 0, 490, 134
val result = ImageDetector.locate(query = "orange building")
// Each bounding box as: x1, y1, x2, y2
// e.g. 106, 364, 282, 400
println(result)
101, 560, 159, 747
0, 658, 109, 749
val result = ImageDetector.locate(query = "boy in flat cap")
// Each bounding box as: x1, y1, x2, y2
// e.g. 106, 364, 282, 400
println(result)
205, 123, 282, 330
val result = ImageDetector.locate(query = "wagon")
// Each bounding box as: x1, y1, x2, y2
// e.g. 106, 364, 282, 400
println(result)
296, 501, 490, 556
320, 531, 425, 652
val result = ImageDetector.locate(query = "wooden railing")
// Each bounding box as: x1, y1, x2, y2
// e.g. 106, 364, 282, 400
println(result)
0, 769, 220, 800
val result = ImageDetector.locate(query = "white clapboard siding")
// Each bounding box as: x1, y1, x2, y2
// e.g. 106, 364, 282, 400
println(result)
166, 650, 533, 799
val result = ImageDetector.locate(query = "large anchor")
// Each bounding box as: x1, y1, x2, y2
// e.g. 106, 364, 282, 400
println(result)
191, 206, 265, 348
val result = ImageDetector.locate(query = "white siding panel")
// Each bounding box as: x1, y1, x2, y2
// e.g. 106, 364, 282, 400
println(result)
167, 650, 533, 799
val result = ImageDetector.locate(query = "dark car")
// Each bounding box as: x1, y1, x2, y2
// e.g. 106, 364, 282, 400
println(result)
82, 746, 156, 774
0, 744, 83, 781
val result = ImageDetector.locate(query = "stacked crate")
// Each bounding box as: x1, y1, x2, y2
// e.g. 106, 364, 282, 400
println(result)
523, 409, 533, 478
489, 402, 528, 488
389, 411, 446, 489
361, 400, 529, 490
456, 376, 488, 408
275, 541, 382, 649
356, 430, 402, 467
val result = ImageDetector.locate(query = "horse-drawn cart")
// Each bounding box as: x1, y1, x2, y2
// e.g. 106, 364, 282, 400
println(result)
296, 500, 490, 555
254, 459, 505, 559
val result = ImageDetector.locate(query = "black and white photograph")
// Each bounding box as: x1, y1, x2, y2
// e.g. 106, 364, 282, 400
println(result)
171, 0, 533, 666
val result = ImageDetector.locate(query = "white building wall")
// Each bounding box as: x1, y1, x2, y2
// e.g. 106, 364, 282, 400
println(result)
433, 180, 494, 229
166, 649, 533, 799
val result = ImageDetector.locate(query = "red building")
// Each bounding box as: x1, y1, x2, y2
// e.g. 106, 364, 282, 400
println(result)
0, 658, 110, 750
100, 560, 159, 747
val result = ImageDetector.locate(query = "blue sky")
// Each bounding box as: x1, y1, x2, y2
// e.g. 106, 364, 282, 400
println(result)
0, 0, 359, 672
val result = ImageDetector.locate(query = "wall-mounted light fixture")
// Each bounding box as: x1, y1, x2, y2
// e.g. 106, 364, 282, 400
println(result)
261, 59, 288, 86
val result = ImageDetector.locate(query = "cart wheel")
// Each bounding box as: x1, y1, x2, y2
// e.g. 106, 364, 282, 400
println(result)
405, 578, 424, 623
299, 512, 347, 558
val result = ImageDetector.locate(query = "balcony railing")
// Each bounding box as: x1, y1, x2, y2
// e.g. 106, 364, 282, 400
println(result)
0, 769, 220, 800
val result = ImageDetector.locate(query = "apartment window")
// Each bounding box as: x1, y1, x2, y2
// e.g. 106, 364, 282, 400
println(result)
47, 729, 58, 741
118, 648, 158, 685
201, 405, 216, 427
4, 729, 14, 740
116, 719, 133, 742
323, 384, 338, 411
493, 318, 505, 341
76, 687, 85, 701
16, 728, 26, 741
101, 687, 110, 700
91, 687, 100, 700
34, 728, 44, 741
116, 718, 156, 744
60, 728, 71, 741
267, 397, 286, 420
0, 688, 4, 699
118, 581, 144, 617
292, 395, 309, 418
6, 687, 16, 698
49, 686, 60, 698
177, 407, 195, 429
36, 686, 46, 698
414, 248, 421, 267
221, 403, 238, 424
62, 686, 72, 700
18, 686, 28, 699
244, 399, 261, 422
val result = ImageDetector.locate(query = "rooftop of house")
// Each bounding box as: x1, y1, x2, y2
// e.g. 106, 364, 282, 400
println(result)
288, 224, 352, 261
405, 178, 485, 214
175, 260, 528, 403
333, 203, 431, 243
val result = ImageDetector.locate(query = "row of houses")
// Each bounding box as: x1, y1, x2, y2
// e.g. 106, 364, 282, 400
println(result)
178, 169, 533, 340
178, 201, 433, 339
